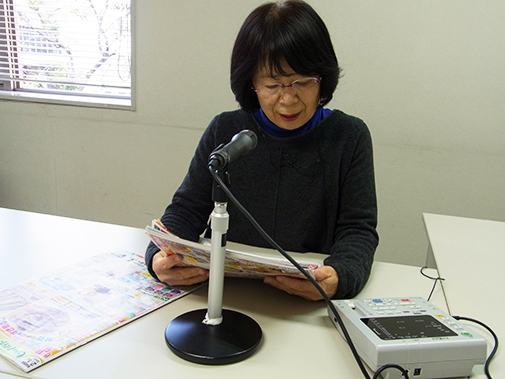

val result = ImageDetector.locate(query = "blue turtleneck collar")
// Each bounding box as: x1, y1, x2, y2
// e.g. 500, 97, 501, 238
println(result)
253, 106, 331, 138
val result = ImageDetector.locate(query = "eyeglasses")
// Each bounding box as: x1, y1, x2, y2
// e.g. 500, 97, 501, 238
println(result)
253, 77, 321, 97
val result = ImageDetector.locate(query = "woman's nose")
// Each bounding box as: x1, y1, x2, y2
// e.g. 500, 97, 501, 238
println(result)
278, 87, 298, 104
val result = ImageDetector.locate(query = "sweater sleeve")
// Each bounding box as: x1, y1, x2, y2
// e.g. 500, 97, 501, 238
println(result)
323, 121, 378, 299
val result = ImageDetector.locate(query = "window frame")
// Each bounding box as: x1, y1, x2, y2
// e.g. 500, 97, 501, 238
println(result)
0, 0, 135, 110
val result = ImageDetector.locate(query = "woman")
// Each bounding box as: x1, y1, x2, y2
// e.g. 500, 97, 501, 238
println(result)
145, 0, 378, 300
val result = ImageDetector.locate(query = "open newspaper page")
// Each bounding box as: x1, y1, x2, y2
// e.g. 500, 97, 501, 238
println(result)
0, 250, 202, 372
146, 220, 320, 279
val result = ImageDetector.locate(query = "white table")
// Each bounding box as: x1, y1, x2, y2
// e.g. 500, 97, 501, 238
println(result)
424, 213, 505, 379
0, 208, 448, 378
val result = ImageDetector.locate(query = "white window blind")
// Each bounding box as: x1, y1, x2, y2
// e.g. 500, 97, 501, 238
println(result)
0, 0, 132, 108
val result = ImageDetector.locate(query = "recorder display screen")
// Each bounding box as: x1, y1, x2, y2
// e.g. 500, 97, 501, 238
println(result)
361, 315, 458, 340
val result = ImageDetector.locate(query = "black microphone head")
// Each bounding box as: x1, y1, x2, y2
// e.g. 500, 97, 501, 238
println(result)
226, 130, 257, 163
208, 130, 258, 171
234, 130, 258, 150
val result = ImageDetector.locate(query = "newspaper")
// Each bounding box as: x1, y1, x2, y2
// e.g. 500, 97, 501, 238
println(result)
145, 219, 320, 280
0, 250, 202, 372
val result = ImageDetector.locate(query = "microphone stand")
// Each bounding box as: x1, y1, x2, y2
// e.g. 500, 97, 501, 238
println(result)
164, 168, 262, 365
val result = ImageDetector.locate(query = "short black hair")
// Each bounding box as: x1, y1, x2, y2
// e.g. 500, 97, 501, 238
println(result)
230, 0, 342, 112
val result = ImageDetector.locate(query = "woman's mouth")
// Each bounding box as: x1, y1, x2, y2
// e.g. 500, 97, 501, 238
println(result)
280, 112, 301, 122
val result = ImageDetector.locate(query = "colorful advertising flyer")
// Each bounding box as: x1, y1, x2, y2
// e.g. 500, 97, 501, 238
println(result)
0, 250, 201, 372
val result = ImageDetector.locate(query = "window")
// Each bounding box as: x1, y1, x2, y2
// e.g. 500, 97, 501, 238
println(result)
0, 0, 133, 109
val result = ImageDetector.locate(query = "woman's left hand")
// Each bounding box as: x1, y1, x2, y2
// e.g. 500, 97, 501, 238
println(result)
263, 265, 338, 301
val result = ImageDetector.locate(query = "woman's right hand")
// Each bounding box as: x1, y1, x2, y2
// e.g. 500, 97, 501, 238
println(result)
152, 251, 209, 286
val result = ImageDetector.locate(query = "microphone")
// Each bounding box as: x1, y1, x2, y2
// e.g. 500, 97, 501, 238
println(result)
208, 130, 258, 170
165, 129, 263, 365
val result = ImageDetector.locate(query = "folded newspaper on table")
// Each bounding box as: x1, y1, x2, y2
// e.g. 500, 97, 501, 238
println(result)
145, 219, 320, 279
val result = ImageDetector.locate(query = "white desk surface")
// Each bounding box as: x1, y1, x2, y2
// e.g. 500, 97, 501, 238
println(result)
0, 208, 448, 379
424, 213, 504, 379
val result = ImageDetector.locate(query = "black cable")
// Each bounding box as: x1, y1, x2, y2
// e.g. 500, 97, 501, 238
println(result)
210, 167, 399, 379
373, 364, 409, 379
452, 316, 498, 379
369, 313, 498, 379
420, 268, 498, 378
420, 266, 445, 301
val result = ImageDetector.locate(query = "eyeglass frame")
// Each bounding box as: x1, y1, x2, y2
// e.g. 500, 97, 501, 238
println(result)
252, 76, 322, 96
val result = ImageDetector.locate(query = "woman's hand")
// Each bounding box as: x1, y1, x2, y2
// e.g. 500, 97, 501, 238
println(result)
152, 251, 209, 286
263, 266, 338, 301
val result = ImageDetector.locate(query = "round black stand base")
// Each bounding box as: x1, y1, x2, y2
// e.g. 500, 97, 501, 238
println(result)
165, 309, 262, 365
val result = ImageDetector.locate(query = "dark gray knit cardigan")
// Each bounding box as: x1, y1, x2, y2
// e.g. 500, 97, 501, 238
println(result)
145, 109, 378, 299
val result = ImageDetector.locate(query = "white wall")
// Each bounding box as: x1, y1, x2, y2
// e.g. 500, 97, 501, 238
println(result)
1, 0, 504, 267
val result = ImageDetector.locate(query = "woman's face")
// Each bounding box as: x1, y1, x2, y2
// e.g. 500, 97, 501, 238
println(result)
252, 62, 321, 130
